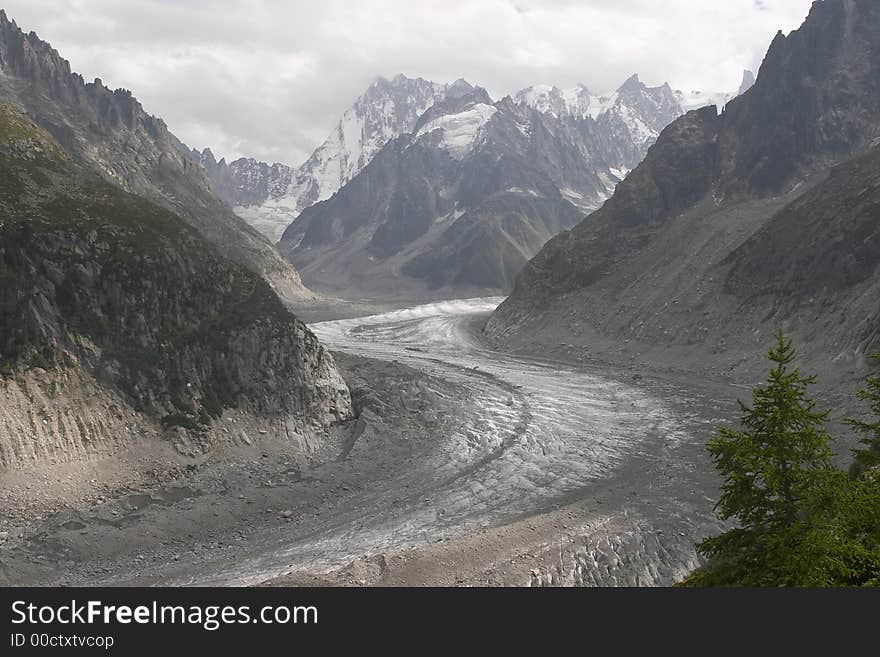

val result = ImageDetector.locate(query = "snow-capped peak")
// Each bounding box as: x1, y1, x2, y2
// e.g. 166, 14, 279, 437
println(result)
313, 74, 449, 193
515, 75, 681, 156
232, 74, 454, 240
513, 83, 602, 119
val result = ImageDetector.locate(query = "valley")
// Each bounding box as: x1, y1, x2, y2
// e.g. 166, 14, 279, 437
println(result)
0, 0, 877, 590
0, 299, 735, 586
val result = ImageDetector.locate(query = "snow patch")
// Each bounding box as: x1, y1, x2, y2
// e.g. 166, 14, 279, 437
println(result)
434, 209, 466, 223
613, 103, 656, 145
675, 89, 733, 114
506, 187, 541, 197
515, 84, 606, 119
233, 204, 298, 243
415, 103, 497, 159
586, 92, 617, 120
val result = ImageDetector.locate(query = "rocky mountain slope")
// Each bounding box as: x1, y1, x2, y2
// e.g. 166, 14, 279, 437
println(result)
0, 101, 350, 471
0, 10, 310, 301
723, 142, 880, 351
274, 74, 714, 296
487, 0, 880, 373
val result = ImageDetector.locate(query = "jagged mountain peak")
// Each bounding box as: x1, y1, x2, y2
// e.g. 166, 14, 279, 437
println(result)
372, 72, 434, 90
722, 0, 880, 192
190, 147, 293, 216
207, 66, 741, 243
738, 69, 756, 95
198, 147, 221, 165
512, 83, 596, 119
447, 78, 476, 98
221, 73, 455, 240
618, 73, 643, 92
578, 74, 685, 169
614, 74, 675, 102
514, 75, 681, 127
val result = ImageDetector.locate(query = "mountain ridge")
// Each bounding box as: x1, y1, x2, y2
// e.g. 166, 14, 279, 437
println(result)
487, 0, 880, 374
0, 100, 350, 469
231, 75, 451, 241
0, 10, 311, 301
205, 73, 741, 243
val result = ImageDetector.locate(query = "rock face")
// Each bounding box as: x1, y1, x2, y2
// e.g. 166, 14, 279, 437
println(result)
276, 74, 721, 296
288, 75, 454, 211
488, 0, 880, 361
0, 366, 153, 470
0, 10, 310, 301
193, 148, 292, 208
0, 102, 350, 469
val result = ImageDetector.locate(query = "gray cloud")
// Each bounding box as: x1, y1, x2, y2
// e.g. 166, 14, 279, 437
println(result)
3, 0, 814, 165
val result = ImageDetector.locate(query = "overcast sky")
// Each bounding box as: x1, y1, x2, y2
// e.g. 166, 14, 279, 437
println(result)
4, 0, 815, 165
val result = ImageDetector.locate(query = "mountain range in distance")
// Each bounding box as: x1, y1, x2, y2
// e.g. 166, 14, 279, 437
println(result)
195, 71, 755, 245
192, 71, 752, 296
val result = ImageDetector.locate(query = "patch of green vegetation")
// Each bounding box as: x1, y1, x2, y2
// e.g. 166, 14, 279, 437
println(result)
0, 103, 38, 140
26, 349, 53, 371
848, 354, 880, 478
160, 413, 205, 432
0, 360, 14, 378
201, 389, 223, 420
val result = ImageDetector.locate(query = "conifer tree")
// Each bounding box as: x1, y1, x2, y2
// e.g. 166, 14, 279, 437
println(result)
847, 353, 880, 477
685, 335, 880, 586
695, 331, 834, 581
